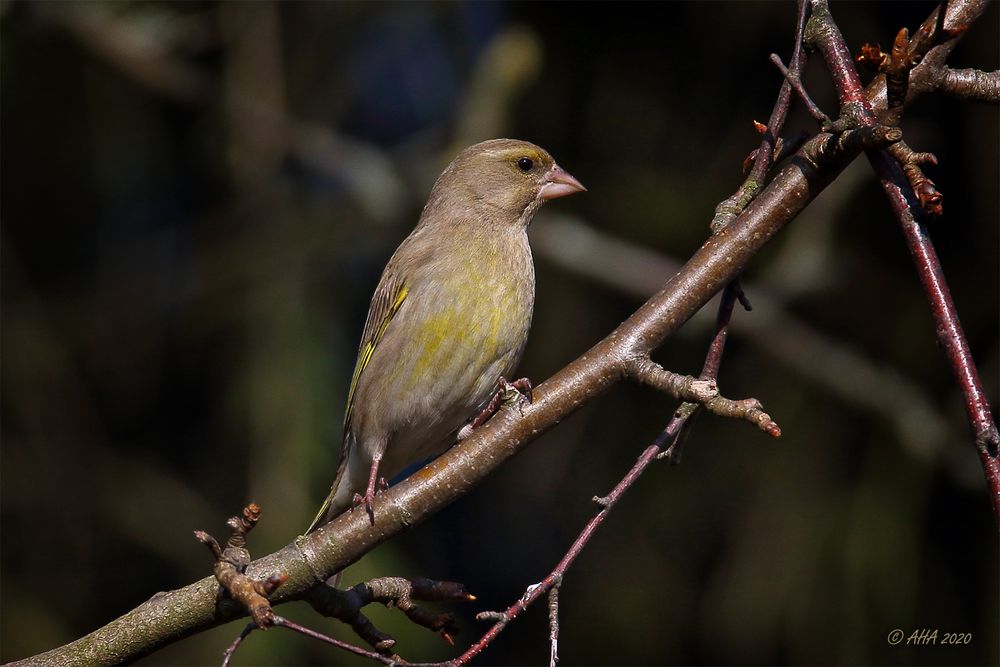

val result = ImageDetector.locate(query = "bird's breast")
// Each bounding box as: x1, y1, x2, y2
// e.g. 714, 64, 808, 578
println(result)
352, 227, 535, 453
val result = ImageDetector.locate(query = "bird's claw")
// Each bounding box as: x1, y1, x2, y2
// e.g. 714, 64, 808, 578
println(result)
457, 377, 533, 442
499, 377, 533, 415
351, 477, 387, 524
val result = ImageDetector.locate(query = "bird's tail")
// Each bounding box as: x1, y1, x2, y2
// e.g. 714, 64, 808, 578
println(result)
305, 493, 335, 534
306, 446, 355, 533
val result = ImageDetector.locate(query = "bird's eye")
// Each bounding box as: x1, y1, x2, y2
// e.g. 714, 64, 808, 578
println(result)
516, 157, 534, 172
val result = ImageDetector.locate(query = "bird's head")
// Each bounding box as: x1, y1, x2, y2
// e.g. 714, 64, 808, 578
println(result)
430, 139, 586, 226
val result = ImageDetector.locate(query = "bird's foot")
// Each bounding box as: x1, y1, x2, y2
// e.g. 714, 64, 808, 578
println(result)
457, 376, 533, 441
351, 490, 377, 524
351, 473, 387, 525
499, 377, 533, 410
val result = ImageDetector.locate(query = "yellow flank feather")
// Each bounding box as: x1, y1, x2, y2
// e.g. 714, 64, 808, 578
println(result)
404, 308, 464, 391
403, 258, 512, 393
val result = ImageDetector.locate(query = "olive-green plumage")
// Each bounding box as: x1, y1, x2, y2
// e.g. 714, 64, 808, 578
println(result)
308, 139, 584, 531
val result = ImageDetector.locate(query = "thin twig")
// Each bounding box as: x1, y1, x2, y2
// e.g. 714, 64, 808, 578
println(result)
660, 281, 744, 461
770, 53, 833, 125
807, 0, 1000, 519
221, 616, 403, 667
220, 623, 255, 667
871, 148, 1000, 515
420, 429, 688, 667
272, 616, 402, 665
711, 0, 810, 232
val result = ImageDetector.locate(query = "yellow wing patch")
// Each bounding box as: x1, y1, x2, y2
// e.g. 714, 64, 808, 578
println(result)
344, 284, 409, 430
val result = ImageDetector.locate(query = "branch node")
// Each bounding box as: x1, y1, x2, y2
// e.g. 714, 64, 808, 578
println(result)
305, 575, 472, 655
475, 610, 509, 624
627, 357, 779, 435
887, 140, 943, 215
195, 503, 285, 630
809, 123, 901, 166
975, 424, 1000, 459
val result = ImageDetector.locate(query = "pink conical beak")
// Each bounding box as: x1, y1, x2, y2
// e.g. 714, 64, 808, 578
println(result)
538, 164, 586, 201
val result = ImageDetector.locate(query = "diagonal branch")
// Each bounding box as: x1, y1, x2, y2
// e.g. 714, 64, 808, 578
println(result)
806, 0, 1000, 519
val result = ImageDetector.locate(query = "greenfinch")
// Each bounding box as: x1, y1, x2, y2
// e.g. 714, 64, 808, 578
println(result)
308, 139, 585, 530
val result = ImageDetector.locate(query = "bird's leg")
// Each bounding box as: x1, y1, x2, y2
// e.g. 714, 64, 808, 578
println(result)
458, 391, 504, 441
457, 376, 533, 441
351, 454, 385, 524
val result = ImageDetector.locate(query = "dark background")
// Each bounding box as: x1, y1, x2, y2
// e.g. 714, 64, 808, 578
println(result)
2, 2, 997, 665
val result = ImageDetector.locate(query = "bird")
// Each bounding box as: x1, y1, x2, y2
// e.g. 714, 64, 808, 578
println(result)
308, 139, 585, 531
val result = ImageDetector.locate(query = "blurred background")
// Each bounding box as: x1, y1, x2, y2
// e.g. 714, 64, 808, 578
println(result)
2, 1, 997, 665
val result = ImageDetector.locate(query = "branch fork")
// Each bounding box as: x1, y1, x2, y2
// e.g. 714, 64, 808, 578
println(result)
624, 355, 781, 437
305, 576, 474, 653
195, 503, 288, 629
203, 505, 477, 664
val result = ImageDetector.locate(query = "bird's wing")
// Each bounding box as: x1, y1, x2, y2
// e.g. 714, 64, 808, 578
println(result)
306, 270, 409, 532
343, 271, 409, 432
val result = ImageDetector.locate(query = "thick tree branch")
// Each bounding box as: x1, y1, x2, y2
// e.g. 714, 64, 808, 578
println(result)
936, 67, 1000, 103
11, 1, 992, 664
7, 123, 857, 667
533, 213, 962, 469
